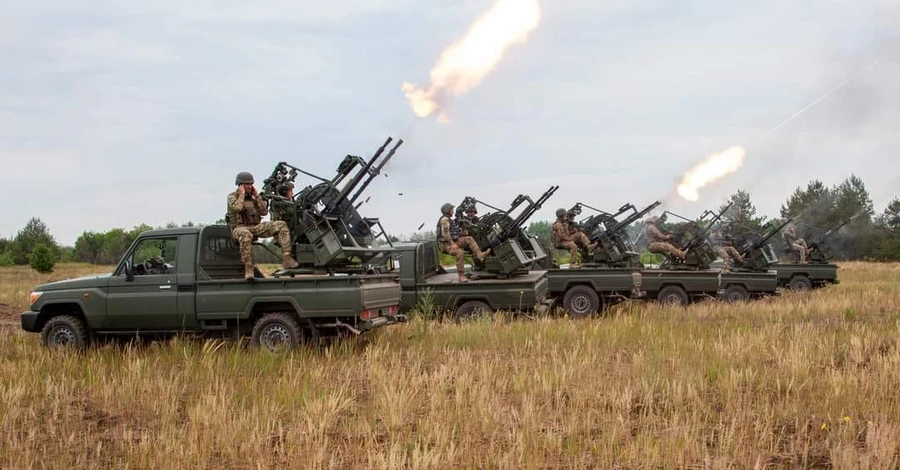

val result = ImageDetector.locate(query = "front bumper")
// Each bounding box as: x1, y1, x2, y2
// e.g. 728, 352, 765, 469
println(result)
21, 311, 39, 332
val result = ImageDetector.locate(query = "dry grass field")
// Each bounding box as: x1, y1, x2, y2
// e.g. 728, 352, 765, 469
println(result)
1, 262, 899, 469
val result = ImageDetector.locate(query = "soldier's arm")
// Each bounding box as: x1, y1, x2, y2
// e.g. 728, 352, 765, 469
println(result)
255, 196, 268, 216
227, 193, 243, 212
440, 217, 452, 242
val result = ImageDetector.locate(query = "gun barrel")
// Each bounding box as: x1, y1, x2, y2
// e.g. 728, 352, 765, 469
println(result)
500, 185, 558, 240
349, 139, 403, 204
327, 137, 392, 213
602, 201, 661, 238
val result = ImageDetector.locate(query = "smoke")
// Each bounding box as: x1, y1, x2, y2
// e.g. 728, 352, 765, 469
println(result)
676, 146, 746, 201
401, 0, 542, 122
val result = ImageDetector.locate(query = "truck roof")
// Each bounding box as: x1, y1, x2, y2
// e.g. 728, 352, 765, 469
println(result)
137, 225, 228, 238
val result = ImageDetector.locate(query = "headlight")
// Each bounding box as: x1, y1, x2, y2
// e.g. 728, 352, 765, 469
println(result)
29, 291, 43, 307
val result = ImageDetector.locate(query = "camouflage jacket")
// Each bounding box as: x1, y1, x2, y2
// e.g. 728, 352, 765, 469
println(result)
227, 190, 268, 227
552, 219, 572, 244
645, 223, 669, 243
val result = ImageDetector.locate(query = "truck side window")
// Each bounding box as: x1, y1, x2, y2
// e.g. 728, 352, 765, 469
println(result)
129, 238, 178, 276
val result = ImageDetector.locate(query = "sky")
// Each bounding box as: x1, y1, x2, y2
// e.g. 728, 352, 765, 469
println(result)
2, 0, 899, 244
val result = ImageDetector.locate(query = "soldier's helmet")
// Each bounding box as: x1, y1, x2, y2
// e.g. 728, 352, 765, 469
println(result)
441, 203, 454, 214
465, 206, 477, 214
556, 208, 567, 218
235, 171, 254, 185
646, 215, 659, 224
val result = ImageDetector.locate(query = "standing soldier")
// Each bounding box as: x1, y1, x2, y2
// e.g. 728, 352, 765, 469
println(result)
552, 208, 597, 269
782, 224, 809, 263
228, 172, 300, 280
710, 229, 743, 271
644, 215, 686, 261
437, 203, 490, 283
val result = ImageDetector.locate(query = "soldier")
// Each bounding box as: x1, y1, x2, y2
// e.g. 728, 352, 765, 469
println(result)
270, 181, 294, 222
552, 208, 597, 269
782, 224, 809, 263
227, 172, 300, 280
644, 215, 686, 260
710, 229, 743, 271
437, 203, 491, 283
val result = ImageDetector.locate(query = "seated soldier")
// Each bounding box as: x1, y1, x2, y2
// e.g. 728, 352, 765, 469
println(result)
551, 208, 597, 269
710, 230, 743, 271
781, 224, 809, 263
644, 215, 686, 261
436, 203, 490, 283
228, 171, 300, 280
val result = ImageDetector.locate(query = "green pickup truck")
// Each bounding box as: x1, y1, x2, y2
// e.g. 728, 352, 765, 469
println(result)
389, 242, 553, 319
21, 226, 405, 350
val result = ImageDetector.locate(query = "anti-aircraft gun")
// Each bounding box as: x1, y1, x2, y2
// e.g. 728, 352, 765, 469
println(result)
732, 217, 795, 272
569, 201, 662, 268
802, 215, 859, 263
454, 186, 559, 276
659, 203, 733, 270
259, 137, 403, 275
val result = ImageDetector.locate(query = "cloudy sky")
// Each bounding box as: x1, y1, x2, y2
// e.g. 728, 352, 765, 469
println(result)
3, 0, 898, 244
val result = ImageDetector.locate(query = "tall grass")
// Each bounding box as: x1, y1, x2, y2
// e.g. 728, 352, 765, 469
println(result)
0, 262, 899, 468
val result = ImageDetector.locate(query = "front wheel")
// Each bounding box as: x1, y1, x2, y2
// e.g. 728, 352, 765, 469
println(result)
453, 301, 494, 322
788, 275, 813, 292
723, 285, 749, 303
563, 285, 600, 318
41, 315, 89, 349
657, 286, 689, 307
251, 313, 304, 352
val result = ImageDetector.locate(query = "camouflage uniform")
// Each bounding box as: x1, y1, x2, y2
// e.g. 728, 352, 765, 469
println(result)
645, 218, 686, 260
782, 226, 808, 263
227, 189, 296, 278
710, 231, 743, 270
437, 204, 489, 282
551, 211, 594, 268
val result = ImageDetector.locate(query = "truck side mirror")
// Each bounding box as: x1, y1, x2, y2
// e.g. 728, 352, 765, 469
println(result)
124, 260, 134, 281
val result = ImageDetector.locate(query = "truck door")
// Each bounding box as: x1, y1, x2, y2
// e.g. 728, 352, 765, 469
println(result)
107, 236, 181, 330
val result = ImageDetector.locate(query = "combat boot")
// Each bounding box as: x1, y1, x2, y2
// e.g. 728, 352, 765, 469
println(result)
244, 264, 255, 281
589, 241, 598, 251
283, 253, 300, 269
477, 248, 491, 262
458, 274, 469, 283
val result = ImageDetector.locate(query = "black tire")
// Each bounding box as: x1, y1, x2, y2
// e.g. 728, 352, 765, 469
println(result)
453, 301, 494, 322
251, 313, 304, 352
40, 315, 89, 349
723, 285, 750, 303
657, 285, 689, 307
563, 285, 600, 318
788, 275, 813, 292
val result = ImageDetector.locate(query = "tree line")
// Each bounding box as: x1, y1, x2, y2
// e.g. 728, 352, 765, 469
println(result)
2, 174, 899, 272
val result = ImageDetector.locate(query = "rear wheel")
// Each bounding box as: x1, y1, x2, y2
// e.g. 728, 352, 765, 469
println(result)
657, 286, 689, 307
453, 301, 494, 322
41, 315, 89, 349
563, 285, 600, 318
788, 275, 813, 292
251, 313, 304, 352
723, 285, 750, 303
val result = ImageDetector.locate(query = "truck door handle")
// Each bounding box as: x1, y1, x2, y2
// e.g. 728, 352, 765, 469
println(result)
159, 285, 172, 290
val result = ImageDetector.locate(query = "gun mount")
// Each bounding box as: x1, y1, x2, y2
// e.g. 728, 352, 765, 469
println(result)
260, 136, 403, 274
455, 186, 559, 276
733, 217, 795, 271
803, 215, 858, 263
659, 203, 733, 270
569, 201, 662, 268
